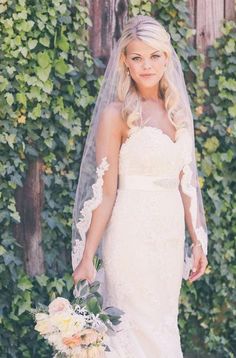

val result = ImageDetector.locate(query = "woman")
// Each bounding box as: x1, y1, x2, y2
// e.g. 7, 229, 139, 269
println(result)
71, 15, 208, 357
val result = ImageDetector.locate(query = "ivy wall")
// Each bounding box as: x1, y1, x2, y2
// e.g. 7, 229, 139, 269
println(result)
0, 0, 235, 357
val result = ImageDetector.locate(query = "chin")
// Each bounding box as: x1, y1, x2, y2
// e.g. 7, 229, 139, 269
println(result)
139, 81, 159, 88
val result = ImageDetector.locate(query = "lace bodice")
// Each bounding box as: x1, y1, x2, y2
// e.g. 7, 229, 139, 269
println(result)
119, 125, 191, 178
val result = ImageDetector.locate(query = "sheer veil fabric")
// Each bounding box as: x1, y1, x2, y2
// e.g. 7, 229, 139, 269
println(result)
71, 16, 208, 298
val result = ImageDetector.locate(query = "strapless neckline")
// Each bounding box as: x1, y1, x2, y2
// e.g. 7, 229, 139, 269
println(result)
120, 125, 181, 152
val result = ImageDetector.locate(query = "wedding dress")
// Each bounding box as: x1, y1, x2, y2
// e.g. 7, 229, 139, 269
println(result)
72, 114, 205, 357
96, 121, 193, 358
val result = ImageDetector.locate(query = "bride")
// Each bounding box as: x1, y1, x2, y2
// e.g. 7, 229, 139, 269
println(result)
71, 15, 208, 357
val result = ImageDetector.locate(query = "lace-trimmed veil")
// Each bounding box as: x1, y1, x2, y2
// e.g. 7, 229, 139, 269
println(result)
71, 16, 208, 297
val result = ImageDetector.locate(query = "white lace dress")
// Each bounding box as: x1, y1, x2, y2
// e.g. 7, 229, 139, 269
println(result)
72, 123, 208, 358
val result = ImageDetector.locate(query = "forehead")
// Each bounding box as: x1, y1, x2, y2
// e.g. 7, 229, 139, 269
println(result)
125, 39, 161, 55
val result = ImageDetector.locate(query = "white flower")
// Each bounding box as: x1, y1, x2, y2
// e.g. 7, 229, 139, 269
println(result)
51, 311, 76, 334
35, 312, 49, 321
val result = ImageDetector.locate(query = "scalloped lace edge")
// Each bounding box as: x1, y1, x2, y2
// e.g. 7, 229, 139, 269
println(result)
72, 157, 110, 270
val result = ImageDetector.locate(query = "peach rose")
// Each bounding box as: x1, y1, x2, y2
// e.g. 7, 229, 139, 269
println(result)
62, 328, 103, 348
62, 333, 83, 348
48, 297, 72, 315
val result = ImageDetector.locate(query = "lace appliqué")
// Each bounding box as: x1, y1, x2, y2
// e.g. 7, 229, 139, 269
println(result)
72, 157, 110, 270
181, 151, 208, 280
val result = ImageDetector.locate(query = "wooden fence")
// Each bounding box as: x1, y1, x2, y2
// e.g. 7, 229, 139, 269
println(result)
88, 0, 236, 62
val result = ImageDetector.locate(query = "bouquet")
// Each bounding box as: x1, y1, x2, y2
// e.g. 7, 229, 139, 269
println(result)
31, 257, 124, 358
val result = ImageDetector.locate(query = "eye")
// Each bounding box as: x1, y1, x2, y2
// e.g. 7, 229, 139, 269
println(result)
152, 54, 160, 59
131, 57, 141, 62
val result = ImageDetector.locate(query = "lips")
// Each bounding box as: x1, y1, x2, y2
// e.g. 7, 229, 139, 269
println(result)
140, 74, 155, 77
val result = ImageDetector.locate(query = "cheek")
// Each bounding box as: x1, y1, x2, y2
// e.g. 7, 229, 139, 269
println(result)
129, 63, 140, 74
153, 60, 166, 73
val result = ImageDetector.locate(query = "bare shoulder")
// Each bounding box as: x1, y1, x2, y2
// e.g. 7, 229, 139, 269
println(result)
101, 101, 123, 120
99, 101, 123, 134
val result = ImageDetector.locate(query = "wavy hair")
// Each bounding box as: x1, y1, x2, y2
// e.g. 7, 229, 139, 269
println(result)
117, 15, 185, 130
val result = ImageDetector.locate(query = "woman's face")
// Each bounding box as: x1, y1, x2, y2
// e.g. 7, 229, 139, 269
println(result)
123, 39, 168, 91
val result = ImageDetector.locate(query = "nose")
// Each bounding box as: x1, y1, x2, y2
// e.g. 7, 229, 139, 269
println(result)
143, 59, 152, 69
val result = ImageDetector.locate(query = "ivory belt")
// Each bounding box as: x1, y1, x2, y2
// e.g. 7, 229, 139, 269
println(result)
118, 174, 179, 191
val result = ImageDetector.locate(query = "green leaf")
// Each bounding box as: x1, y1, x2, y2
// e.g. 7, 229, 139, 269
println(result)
35, 274, 49, 287
5, 93, 14, 106
37, 51, 51, 68
54, 59, 69, 75
0, 75, 9, 92
56, 34, 69, 52
5, 133, 16, 149
0, 4, 7, 13
18, 276, 33, 290
31, 103, 41, 118
16, 93, 27, 106
204, 136, 220, 153
225, 38, 235, 54
42, 80, 53, 94
228, 104, 236, 118
20, 47, 28, 58
86, 296, 101, 315
0, 245, 7, 256
39, 36, 50, 47
28, 39, 38, 50
36, 65, 51, 82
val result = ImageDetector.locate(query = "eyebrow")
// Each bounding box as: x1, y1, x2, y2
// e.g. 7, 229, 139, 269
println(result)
129, 50, 161, 56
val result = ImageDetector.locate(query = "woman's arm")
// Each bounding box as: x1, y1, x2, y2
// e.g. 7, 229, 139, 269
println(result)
82, 104, 123, 261
73, 103, 123, 285
178, 163, 208, 283
179, 170, 203, 246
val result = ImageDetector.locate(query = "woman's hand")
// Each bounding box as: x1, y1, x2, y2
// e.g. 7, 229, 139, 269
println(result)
72, 257, 97, 287
188, 245, 208, 283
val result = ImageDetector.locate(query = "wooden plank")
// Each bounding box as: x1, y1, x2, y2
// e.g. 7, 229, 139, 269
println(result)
196, 0, 224, 52
15, 159, 45, 276
188, 0, 196, 28
88, 0, 128, 66
224, 0, 236, 20
188, 0, 196, 47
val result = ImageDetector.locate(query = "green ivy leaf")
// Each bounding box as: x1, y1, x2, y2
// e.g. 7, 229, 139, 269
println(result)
31, 103, 42, 119
0, 75, 9, 92
225, 38, 235, 54
35, 274, 49, 287
18, 276, 33, 290
36, 65, 51, 82
5, 93, 14, 106
39, 36, 50, 47
37, 51, 51, 68
16, 93, 27, 106
54, 59, 69, 75
5, 133, 16, 149
0, 245, 7, 256
28, 39, 38, 50
0, 4, 7, 13
56, 34, 69, 52
228, 104, 236, 118
204, 136, 220, 153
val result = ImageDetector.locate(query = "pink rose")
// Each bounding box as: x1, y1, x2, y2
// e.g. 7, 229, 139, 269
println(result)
48, 297, 72, 315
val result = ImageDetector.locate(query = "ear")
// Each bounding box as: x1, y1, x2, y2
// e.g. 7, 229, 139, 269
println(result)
121, 53, 128, 68
163, 51, 168, 67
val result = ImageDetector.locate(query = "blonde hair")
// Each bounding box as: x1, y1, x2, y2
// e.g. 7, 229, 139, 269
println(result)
117, 15, 185, 130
